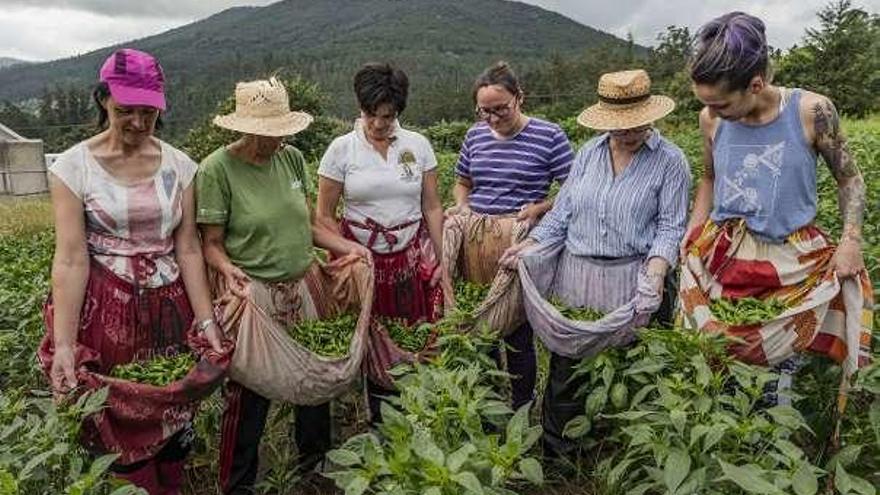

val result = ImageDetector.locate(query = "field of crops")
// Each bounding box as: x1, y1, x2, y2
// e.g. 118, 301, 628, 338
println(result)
0, 117, 876, 494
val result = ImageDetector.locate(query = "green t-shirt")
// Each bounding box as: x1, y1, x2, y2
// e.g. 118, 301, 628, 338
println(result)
196, 145, 313, 282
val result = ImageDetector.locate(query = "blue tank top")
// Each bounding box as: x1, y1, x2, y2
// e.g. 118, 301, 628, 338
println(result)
710, 89, 817, 243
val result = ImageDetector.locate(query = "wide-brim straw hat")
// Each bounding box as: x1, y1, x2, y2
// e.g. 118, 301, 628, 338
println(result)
214, 77, 314, 137
577, 69, 675, 131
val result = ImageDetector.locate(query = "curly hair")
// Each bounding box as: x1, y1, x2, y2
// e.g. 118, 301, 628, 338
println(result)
353, 63, 409, 115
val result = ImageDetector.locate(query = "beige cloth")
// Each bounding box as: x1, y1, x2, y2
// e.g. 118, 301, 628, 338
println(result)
442, 213, 529, 336
215, 258, 373, 405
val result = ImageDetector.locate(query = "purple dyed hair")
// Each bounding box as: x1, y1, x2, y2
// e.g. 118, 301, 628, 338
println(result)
689, 12, 769, 91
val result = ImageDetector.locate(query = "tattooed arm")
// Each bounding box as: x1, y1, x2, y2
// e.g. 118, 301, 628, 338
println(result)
804, 93, 866, 277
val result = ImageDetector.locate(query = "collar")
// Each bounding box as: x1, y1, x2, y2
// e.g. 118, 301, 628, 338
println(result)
354, 118, 401, 147
597, 128, 662, 151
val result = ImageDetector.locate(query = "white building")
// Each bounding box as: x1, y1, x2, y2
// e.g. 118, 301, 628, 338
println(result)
0, 122, 47, 195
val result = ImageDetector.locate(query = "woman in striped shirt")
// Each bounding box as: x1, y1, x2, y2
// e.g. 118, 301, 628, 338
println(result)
500, 69, 691, 457
450, 62, 574, 411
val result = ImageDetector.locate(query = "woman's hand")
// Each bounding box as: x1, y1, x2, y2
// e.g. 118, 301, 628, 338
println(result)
445, 203, 472, 217
222, 263, 250, 298
345, 240, 372, 261
832, 237, 865, 278
645, 257, 669, 298
50, 345, 78, 396
516, 202, 547, 227
203, 321, 225, 353
499, 238, 537, 269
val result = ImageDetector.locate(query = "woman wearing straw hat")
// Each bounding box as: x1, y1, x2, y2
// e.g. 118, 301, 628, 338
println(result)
500, 69, 691, 456
315, 63, 448, 422
41, 48, 226, 493
196, 77, 367, 494
448, 61, 574, 412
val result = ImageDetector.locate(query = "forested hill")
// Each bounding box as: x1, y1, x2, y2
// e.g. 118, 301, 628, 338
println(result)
0, 0, 639, 134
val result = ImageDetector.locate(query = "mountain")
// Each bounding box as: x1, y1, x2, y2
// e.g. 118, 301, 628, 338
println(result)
0, 57, 29, 70
0, 0, 640, 136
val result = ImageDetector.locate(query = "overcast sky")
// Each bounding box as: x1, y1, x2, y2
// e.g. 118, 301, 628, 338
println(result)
1, 0, 878, 62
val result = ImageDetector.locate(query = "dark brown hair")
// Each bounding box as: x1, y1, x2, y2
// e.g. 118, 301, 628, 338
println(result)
472, 61, 522, 103
353, 63, 409, 115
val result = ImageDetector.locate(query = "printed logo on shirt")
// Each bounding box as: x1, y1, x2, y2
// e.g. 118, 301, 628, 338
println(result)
720, 141, 785, 219
397, 149, 419, 183
290, 179, 303, 190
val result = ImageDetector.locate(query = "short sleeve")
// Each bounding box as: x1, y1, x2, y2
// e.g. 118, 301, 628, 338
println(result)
195, 152, 231, 225
454, 128, 474, 179
48, 145, 86, 199
317, 136, 348, 182
281, 145, 310, 197
418, 133, 438, 172
166, 144, 199, 189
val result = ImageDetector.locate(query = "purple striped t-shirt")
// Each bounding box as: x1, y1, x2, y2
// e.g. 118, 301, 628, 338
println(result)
455, 118, 574, 215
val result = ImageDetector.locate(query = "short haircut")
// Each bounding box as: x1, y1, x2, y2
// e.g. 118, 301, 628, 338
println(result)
472, 61, 522, 103
353, 63, 409, 115
689, 12, 769, 91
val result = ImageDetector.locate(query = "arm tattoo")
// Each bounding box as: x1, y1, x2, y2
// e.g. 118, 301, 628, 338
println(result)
812, 101, 865, 239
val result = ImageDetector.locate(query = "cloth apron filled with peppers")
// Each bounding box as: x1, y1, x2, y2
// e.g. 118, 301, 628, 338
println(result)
38, 260, 234, 465
214, 257, 373, 405
441, 212, 531, 337
340, 217, 442, 390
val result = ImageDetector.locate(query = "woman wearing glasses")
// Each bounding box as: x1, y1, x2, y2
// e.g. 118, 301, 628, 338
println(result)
449, 61, 574, 411
316, 63, 447, 422
500, 69, 690, 457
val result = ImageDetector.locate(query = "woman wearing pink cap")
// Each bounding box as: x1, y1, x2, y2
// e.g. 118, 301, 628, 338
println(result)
40, 48, 225, 493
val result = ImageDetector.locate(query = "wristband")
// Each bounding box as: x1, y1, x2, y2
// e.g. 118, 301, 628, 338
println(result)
195, 318, 216, 333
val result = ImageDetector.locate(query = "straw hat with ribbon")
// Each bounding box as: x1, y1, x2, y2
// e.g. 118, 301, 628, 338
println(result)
577, 69, 675, 131
213, 77, 313, 137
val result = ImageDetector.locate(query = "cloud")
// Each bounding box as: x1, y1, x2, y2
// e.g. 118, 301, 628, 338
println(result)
0, 0, 877, 61
0, 0, 275, 19
526, 0, 878, 48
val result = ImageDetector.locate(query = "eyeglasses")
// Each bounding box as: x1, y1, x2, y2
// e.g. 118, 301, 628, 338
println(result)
475, 96, 517, 121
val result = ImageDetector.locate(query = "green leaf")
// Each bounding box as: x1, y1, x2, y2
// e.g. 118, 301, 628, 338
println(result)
691, 354, 712, 387
327, 449, 362, 467
869, 399, 880, 448
585, 387, 608, 416
630, 384, 657, 408
519, 457, 544, 485
447, 444, 476, 473
718, 460, 784, 494
670, 409, 687, 435
663, 448, 690, 493
702, 424, 728, 453
423, 488, 442, 495
506, 404, 529, 441
827, 445, 863, 470
835, 462, 876, 495
562, 415, 591, 439
345, 475, 370, 495
610, 382, 628, 409
791, 463, 818, 495
413, 433, 445, 467
765, 406, 809, 431
452, 472, 485, 494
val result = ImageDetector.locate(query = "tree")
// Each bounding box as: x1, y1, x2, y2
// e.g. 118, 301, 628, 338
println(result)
648, 26, 701, 120
775, 0, 880, 116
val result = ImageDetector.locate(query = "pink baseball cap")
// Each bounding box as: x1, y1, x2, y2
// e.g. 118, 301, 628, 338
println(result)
99, 49, 166, 110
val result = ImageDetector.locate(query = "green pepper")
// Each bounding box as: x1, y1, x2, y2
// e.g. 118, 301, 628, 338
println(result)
381, 317, 433, 353
453, 280, 490, 315
709, 297, 787, 326
548, 296, 605, 322
288, 313, 357, 357
110, 352, 197, 386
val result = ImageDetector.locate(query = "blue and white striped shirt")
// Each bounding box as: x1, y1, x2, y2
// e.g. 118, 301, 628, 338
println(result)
456, 118, 573, 214
529, 130, 691, 265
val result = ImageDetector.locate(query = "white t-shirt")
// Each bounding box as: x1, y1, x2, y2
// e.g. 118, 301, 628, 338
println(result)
318, 120, 437, 253
49, 139, 198, 287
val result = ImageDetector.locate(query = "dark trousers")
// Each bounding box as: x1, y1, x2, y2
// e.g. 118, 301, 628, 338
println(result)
542, 270, 678, 457
489, 322, 538, 410
219, 381, 331, 494
366, 379, 400, 425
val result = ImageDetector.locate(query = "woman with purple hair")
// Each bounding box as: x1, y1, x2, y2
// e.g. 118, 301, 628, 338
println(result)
680, 12, 872, 404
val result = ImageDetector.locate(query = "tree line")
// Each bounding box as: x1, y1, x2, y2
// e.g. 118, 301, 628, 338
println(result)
1, 0, 876, 154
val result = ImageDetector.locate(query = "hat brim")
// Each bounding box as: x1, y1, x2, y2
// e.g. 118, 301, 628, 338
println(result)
213, 111, 314, 137
107, 83, 166, 111
577, 95, 675, 131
